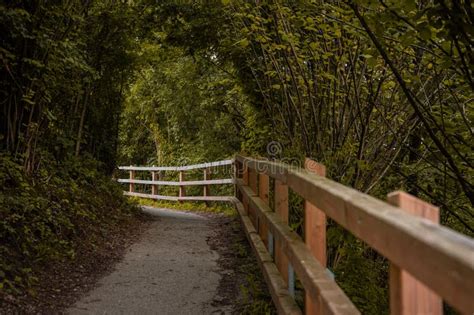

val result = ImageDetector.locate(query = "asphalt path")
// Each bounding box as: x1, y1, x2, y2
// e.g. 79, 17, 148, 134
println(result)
68, 207, 231, 315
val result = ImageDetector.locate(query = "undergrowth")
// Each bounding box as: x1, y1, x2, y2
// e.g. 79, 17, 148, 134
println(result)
0, 154, 140, 295
233, 235, 275, 314
135, 198, 236, 216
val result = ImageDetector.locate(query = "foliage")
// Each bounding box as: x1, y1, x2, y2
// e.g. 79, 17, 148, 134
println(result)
0, 153, 139, 293
0, 1, 141, 297
135, 198, 235, 216
118, 43, 246, 166
234, 237, 276, 315
0, 1, 137, 173
328, 229, 389, 314
1, 0, 472, 312
220, 0, 472, 231
130, 1, 472, 313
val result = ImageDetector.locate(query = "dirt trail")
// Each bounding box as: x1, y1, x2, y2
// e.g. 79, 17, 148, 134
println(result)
68, 207, 232, 315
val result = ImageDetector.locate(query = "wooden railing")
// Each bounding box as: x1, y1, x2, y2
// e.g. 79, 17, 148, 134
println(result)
118, 159, 234, 202
233, 155, 474, 315
118, 156, 474, 315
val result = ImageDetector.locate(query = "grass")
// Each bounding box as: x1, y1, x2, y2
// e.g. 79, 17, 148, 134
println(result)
232, 229, 276, 314
132, 197, 236, 216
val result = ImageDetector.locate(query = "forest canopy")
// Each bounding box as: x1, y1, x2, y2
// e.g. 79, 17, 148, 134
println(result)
120, 0, 473, 233
118, 3, 473, 312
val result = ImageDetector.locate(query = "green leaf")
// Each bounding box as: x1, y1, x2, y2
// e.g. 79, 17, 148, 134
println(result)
367, 57, 378, 68
239, 38, 249, 48
309, 42, 318, 50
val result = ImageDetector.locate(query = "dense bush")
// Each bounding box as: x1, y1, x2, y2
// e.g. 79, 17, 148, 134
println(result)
0, 1, 142, 295
0, 154, 139, 293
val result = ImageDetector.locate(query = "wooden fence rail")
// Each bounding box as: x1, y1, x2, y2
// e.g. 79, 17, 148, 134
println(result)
118, 159, 234, 202
119, 159, 234, 171
118, 156, 474, 315
234, 155, 474, 315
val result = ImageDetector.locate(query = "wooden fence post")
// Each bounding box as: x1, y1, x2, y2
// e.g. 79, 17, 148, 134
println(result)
204, 168, 210, 206
151, 167, 158, 196
274, 179, 289, 284
248, 168, 258, 227
258, 173, 269, 248
387, 191, 442, 315
242, 162, 249, 214
179, 171, 185, 202
234, 161, 241, 199
304, 158, 327, 315
129, 166, 135, 193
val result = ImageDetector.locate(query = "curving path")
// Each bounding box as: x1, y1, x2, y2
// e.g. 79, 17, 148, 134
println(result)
68, 207, 232, 315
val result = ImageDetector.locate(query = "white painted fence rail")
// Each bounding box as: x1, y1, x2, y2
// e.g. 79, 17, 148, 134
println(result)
124, 192, 233, 202
118, 178, 234, 186
118, 159, 234, 171
117, 159, 234, 202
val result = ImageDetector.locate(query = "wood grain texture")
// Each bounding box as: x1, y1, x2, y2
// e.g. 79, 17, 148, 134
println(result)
119, 159, 234, 171
203, 168, 211, 197
242, 162, 249, 185
237, 182, 256, 216
151, 171, 159, 195
274, 179, 290, 285
118, 178, 235, 186
236, 155, 288, 183
259, 173, 270, 248
388, 191, 442, 315
234, 161, 239, 198
237, 156, 474, 314
179, 171, 185, 202
233, 199, 302, 315
235, 184, 359, 315
129, 169, 135, 193
248, 168, 258, 227
124, 191, 232, 202
304, 158, 327, 315
122, 156, 474, 314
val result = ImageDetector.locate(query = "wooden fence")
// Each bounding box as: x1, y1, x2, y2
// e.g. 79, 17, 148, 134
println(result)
118, 156, 474, 315
233, 155, 474, 315
118, 159, 234, 202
